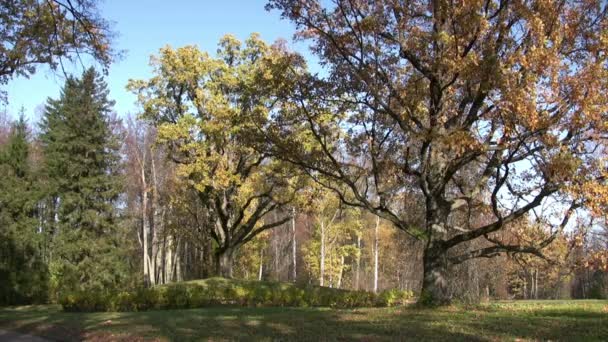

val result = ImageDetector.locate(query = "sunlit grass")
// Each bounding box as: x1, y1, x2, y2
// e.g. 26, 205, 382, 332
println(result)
1, 300, 607, 341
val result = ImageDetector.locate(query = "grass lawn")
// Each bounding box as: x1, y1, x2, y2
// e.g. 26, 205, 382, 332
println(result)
1, 300, 607, 341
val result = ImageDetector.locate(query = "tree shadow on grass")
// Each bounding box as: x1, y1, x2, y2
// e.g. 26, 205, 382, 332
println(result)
107, 307, 486, 341
0, 305, 87, 341
1, 304, 607, 341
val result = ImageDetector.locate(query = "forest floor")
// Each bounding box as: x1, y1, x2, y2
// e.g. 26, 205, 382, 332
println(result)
0, 300, 606, 341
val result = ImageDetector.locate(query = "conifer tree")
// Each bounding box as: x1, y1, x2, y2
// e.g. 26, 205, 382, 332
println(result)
40, 68, 127, 294
0, 115, 48, 304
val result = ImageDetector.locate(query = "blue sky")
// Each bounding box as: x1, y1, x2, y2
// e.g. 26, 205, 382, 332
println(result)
3, 0, 309, 124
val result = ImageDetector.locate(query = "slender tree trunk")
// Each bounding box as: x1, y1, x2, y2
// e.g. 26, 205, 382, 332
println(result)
373, 215, 379, 293
337, 255, 345, 289
523, 273, 528, 299
320, 221, 325, 287
165, 235, 173, 282
292, 208, 297, 282
534, 269, 539, 299
150, 154, 160, 285
274, 234, 279, 281
355, 234, 361, 290
258, 248, 264, 281
160, 236, 167, 285
141, 160, 155, 287
172, 239, 181, 282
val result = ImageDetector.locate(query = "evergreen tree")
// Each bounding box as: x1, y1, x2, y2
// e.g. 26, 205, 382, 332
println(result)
40, 68, 127, 295
0, 114, 48, 304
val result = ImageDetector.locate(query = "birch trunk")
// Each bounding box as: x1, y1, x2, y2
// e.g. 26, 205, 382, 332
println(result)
337, 255, 345, 289
141, 161, 151, 286
355, 234, 361, 290
320, 221, 325, 287
258, 249, 264, 281
373, 215, 379, 293
291, 208, 297, 282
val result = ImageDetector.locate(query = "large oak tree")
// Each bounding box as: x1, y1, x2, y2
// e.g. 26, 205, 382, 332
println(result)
264, 0, 608, 304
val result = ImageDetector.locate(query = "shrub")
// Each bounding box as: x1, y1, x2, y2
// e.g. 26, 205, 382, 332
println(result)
60, 291, 109, 312
376, 289, 414, 307
60, 278, 414, 312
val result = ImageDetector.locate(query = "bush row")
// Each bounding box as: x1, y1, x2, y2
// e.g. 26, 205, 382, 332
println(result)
60, 278, 414, 312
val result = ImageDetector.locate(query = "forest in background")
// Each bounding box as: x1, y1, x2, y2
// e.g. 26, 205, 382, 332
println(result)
1, 65, 606, 304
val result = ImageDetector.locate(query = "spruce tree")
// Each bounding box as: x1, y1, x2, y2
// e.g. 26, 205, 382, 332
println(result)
0, 115, 48, 304
40, 68, 127, 294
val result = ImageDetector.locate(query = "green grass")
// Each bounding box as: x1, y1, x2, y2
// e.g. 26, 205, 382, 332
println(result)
1, 300, 607, 341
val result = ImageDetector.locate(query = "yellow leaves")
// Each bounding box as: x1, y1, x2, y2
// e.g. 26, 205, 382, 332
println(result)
544, 149, 582, 183
129, 33, 303, 228
436, 31, 454, 45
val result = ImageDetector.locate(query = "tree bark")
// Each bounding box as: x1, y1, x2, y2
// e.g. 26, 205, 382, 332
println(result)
150, 151, 160, 285
258, 248, 264, 281
320, 221, 325, 286
418, 195, 452, 305
291, 207, 297, 282
420, 246, 451, 305
355, 234, 361, 290
337, 255, 345, 289
373, 215, 379, 293
142, 162, 151, 286
215, 248, 234, 278
165, 235, 173, 282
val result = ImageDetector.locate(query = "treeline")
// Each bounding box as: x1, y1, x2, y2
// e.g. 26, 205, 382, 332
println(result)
1, 63, 606, 306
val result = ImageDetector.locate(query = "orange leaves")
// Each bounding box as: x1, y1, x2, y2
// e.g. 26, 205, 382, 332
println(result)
578, 181, 608, 218
440, 129, 481, 159
584, 251, 608, 272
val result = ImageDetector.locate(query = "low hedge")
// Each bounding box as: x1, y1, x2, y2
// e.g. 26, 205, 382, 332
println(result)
60, 278, 414, 312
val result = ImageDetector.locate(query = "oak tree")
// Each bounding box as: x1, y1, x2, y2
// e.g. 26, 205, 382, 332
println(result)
265, 0, 608, 304
129, 34, 304, 277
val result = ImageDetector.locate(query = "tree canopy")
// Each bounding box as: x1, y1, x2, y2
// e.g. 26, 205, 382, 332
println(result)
128, 34, 306, 277
264, 0, 608, 304
0, 0, 115, 89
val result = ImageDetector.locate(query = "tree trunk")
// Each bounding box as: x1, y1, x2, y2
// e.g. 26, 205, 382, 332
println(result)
216, 248, 234, 278
355, 234, 361, 290
291, 208, 297, 282
418, 196, 452, 305
373, 215, 379, 293
420, 246, 450, 305
150, 153, 160, 285
172, 239, 181, 282
274, 236, 279, 281
534, 269, 539, 299
320, 221, 325, 287
337, 255, 345, 289
142, 163, 150, 286
165, 235, 173, 282
258, 248, 264, 281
